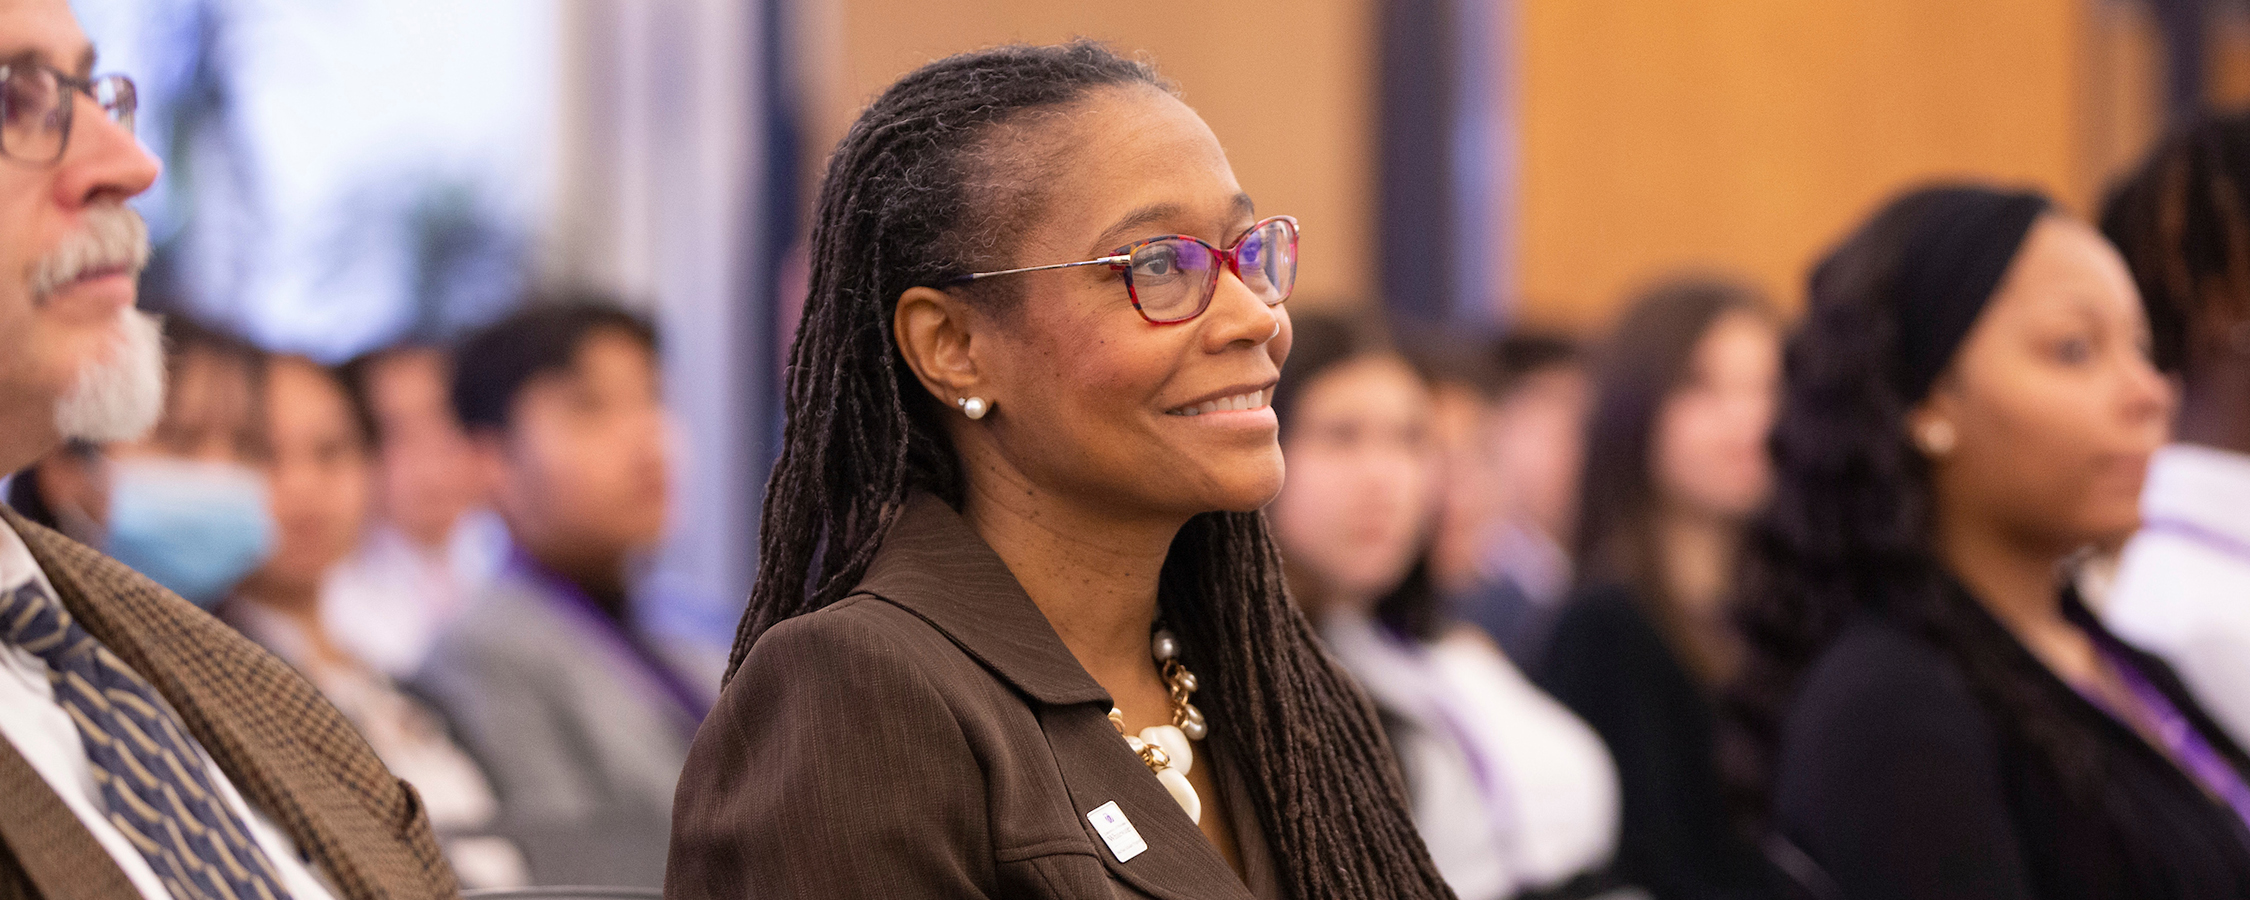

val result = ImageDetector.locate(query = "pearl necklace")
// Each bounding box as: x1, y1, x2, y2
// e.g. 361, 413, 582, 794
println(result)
1109, 627, 1208, 823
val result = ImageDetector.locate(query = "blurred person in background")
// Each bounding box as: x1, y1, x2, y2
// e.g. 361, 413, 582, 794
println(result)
0, 4, 454, 894
1733, 185, 2250, 899
222, 354, 528, 889
1271, 310, 1623, 900
415, 299, 712, 890
1453, 332, 1592, 669
1538, 278, 1785, 900
12, 318, 276, 607
1420, 328, 1509, 598
325, 343, 506, 677
2099, 110, 2250, 749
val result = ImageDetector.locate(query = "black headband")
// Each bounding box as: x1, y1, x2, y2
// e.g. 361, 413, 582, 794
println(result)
1891, 187, 2050, 401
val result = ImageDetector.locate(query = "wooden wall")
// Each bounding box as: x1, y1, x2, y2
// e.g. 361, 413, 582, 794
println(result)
802, 0, 1379, 307
808, 0, 2169, 331
1506, 0, 2163, 330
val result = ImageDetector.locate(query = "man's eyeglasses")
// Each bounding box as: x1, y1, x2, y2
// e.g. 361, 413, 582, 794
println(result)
952, 215, 1299, 324
0, 63, 136, 165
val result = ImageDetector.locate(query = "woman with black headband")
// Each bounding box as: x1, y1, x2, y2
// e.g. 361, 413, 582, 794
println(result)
1730, 185, 2250, 899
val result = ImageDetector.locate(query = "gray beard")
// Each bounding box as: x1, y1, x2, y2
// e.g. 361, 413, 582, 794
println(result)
53, 309, 165, 444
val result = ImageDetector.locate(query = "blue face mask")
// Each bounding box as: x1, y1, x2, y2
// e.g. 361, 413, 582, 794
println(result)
102, 457, 276, 608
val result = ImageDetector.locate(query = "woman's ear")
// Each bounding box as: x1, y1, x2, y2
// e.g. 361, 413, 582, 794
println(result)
893, 286, 984, 406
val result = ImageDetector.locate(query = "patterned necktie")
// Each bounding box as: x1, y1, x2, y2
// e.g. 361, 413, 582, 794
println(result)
1, 580, 296, 900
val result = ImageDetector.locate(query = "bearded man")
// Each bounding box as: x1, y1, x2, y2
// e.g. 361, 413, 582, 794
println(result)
0, 2, 456, 898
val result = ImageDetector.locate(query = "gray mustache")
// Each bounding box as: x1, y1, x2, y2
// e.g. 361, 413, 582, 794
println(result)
32, 207, 150, 303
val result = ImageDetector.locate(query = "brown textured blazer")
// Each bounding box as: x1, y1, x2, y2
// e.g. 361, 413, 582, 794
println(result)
0, 509, 458, 900
668, 492, 1285, 900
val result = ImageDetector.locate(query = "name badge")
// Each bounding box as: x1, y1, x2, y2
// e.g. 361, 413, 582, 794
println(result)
1087, 801, 1147, 863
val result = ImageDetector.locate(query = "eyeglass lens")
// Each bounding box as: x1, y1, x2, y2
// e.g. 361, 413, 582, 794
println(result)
1238, 218, 1298, 303
1125, 218, 1297, 323
1, 68, 136, 163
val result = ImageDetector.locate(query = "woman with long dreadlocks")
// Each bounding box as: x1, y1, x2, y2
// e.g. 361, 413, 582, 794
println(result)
665, 42, 1455, 900
1730, 184, 2250, 899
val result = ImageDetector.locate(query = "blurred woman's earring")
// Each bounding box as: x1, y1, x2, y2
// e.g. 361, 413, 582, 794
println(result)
957, 397, 990, 420
1916, 419, 1957, 456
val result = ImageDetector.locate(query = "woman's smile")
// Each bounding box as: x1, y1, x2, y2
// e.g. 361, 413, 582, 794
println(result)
1163, 384, 1275, 417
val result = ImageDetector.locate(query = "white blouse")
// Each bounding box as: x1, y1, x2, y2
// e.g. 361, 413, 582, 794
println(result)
2108, 443, 2250, 751
1323, 611, 1621, 900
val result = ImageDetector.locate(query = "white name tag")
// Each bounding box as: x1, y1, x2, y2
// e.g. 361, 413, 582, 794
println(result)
1087, 801, 1147, 863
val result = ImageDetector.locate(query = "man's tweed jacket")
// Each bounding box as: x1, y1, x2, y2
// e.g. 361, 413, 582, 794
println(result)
0, 508, 458, 900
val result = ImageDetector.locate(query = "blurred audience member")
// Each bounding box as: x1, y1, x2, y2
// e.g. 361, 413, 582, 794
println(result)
415, 300, 711, 889
11, 318, 276, 606
1538, 278, 1784, 900
1274, 311, 1624, 900
325, 343, 506, 677
1734, 186, 2250, 898
2100, 111, 2250, 748
223, 354, 529, 888
1420, 330, 1509, 596
1454, 333, 1592, 668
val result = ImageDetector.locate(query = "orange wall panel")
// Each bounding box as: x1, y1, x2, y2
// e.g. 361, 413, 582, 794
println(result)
1510, 0, 2158, 331
808, 0, 1378, 306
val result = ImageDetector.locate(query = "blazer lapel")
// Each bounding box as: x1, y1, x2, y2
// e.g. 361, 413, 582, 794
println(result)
0, 735, 140, 900
1043, 706, 1255, 900
859, 494, 1253, 899
854, 493, 1109, 707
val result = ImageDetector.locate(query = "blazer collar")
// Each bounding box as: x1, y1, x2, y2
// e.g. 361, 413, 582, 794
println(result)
856, 495, 1268, 899
853, 492, 1112, 707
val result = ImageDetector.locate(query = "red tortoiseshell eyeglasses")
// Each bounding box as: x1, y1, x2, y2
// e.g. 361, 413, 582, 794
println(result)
952, 215, 1298, 324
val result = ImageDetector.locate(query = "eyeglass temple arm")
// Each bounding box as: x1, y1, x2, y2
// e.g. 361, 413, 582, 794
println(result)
958, 255, 1131, 282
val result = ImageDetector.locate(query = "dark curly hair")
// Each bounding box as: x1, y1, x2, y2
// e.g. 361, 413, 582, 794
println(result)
728, 42, 1454, 900
1724, 185, 2114, 824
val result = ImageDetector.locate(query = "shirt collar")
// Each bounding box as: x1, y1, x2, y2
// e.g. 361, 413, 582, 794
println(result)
2140, 444, 2250, 545
852, 491, 1112, 708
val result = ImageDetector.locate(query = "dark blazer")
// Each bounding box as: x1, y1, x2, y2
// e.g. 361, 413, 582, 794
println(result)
1537, 585, 1778, 900
667, 492, 1281, 900
1773, 592, 2250, 900
0, 509, 457, 900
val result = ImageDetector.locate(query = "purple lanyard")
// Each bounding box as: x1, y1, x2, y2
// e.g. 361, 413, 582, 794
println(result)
508, 549, 710, 729
2080, 636, 2250, 835
2139, 516, 2250, 564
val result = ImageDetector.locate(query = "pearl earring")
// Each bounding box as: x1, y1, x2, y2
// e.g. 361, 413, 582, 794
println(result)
957, 397, 990, 420
1916, 419, 1957, 456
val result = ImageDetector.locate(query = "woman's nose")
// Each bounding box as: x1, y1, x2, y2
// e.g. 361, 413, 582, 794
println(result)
1200, 270, 1283, 350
